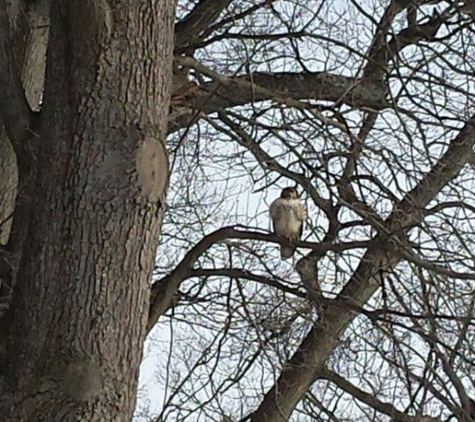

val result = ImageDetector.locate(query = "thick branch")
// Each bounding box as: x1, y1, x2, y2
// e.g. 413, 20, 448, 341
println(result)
168, 71, 390, 133
363, 0, 445, 79
369, 8, 445, 79
21, 0, 49, 111
363, 0, 411, 79
249, 114, 475, 422
174, 0, 232, 52
0, 0, 36, 148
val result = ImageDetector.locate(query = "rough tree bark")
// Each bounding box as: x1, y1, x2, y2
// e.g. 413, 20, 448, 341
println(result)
0, 131, 16, 246
0, 0, 175, 420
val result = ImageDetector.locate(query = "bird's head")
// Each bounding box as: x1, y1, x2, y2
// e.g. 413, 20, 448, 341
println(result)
280, 187, 299, 199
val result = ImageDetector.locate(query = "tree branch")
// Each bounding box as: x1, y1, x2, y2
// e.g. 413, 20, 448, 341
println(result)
321, 368, 441, 422
190, 268, 306, 299
249, 114, 475, 422
169, 3, 448, 134
363, 0, 446, 80
168, 69, 390, 133
147, 225, 371, 332
21, 0, 49, 111
174, 0, 233, 53
0, 0, 36, 148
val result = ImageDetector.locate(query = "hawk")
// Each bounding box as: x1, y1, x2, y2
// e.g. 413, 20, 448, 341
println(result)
269, 187, 306, 259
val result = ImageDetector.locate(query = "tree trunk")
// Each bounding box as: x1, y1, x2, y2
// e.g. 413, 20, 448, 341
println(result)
0, 0, 175, 420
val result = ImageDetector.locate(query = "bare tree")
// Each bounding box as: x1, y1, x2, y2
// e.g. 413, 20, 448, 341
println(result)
2, 0, 475, 421
146, 1, 475, 422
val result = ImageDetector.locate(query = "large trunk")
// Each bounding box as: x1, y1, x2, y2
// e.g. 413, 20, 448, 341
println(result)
0, 1, 175, 420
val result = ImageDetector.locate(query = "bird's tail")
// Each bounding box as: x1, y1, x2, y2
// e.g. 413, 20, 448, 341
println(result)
280, 246, 295, 259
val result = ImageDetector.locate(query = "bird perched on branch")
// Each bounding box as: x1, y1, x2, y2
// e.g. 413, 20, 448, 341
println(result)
269, 187, 306, 259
